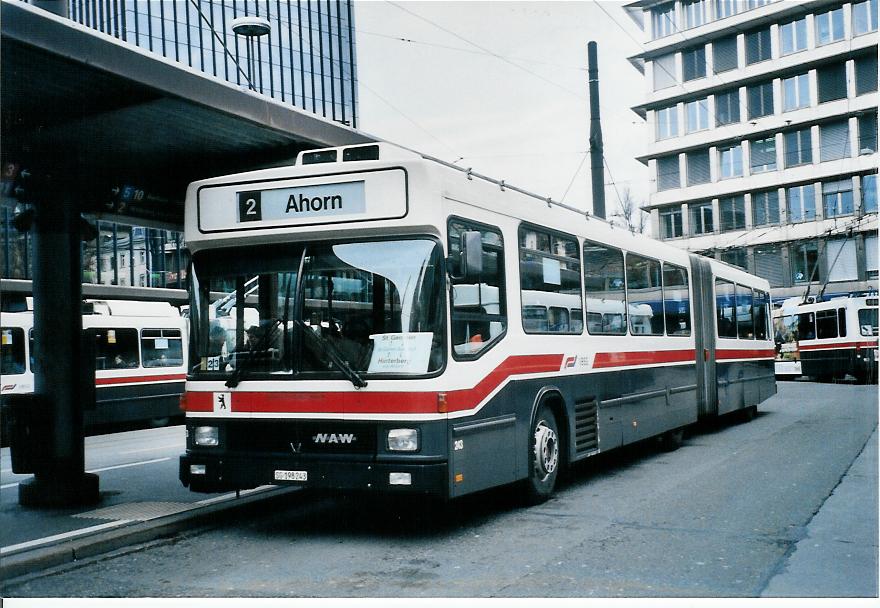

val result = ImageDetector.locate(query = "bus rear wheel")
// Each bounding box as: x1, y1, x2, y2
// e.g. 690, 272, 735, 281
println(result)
523, 405, 560, 505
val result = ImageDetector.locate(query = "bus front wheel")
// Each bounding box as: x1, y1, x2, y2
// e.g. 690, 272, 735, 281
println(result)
523, 405, 560, 505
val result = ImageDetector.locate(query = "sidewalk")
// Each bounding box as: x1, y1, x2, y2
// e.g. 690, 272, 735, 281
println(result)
763, 427, 879, 597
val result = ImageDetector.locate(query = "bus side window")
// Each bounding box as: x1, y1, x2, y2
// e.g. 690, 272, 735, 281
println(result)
0, 327, 26, 375
448, 218, 506, 359
142, 328, 184, 367
715, 279, 737, 338
838, 307, 846, 337
626, 254, 663, 336
518, 226, 582, 335
816, 309, 838, 340
797, 312, 815, 340
736, 284, 755, 339
583, 241, 627, 335
753, 290, 769, 340
662, 263, 691, 336
94, 328, 140, 370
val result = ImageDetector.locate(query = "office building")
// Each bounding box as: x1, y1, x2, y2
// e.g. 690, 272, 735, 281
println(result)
625, 0, 877, 300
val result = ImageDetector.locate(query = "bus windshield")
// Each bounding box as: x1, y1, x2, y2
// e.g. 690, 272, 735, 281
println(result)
189, 239, 445, 380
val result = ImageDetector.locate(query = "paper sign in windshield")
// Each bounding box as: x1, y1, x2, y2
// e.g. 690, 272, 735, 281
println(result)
368, 332, 433, 374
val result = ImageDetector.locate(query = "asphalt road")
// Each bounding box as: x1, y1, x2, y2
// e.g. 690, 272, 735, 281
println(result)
3, 381, 877, 598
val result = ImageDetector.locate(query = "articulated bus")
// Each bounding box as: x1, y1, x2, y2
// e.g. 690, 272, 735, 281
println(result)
0, 300, 187, 428
178, 143, 775, 503
774, 296, 878, 383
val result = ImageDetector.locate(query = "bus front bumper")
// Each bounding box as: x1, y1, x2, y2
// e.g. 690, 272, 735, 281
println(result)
179, 453, 448, 497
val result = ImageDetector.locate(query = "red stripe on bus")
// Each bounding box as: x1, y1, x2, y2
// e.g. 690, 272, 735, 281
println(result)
183, 354, 564, 414
799, 341, 879, 351
593, 349, 695, 368
95, 373, 186, 386
715, 348, 776, 360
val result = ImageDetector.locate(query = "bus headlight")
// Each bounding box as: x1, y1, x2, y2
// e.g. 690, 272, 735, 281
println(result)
194, 426, 220, 447
387, 428, 419, 452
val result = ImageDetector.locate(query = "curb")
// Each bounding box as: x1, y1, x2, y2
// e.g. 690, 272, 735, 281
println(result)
0, 486, 299, 582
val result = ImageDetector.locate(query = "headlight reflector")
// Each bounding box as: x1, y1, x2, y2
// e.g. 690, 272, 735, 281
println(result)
387, 428, 418, 452
194, 426, 219, 447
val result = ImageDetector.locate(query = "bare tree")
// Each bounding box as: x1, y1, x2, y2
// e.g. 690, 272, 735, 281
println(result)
611, 187, 648, 234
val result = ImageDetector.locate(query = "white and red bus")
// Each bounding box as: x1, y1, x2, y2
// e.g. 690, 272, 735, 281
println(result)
1, 300, 187, 428
178, 143, 775, 503
788, 296, 878, 383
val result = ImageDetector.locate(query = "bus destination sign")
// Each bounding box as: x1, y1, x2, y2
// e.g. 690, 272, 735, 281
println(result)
238, 181, 365, 223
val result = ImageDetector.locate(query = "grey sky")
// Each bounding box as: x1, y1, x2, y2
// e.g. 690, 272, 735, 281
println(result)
354, 1, 649, 222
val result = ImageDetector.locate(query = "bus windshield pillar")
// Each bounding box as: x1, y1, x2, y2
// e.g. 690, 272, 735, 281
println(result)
17, 184, 99, 507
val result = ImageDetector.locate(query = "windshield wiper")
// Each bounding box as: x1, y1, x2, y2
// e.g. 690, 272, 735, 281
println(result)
294, 320, 368, 389
225, 319, 282, 388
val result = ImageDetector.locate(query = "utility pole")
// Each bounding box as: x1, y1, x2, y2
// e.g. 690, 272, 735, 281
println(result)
588, 41, 606, 220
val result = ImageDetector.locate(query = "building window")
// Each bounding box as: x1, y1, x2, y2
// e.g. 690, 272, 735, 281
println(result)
780, 17, 808, 55
747, 82, 774, 119
853, 0, 879, 35
715, 0, 740, 19
683, 0, 707, 28
689, 201, 714, 235
823, 179, 854, 218
817, 63, 848, 103
750, 137, 777, 173
660, 207, 684, 239
855, 54, 879, 95
719, 144, 743, 179
754, 246, 785, 286
815, 7, 845, 45
655, 105, 679, 140
722, 248, 748, 270
787, 184, 817, 222
791, 241, 820, 283
784, 128, 813, 167
745, 28, 772, 64
652, 3, 677, 39
866, 234, 879, 278
686, 150, 711, 185
682, 46, 707, 81
685, 98, 710, 133
720, 195, 746, 231
859, 112, 878, 154
820, 121, 851, 162
825, 239, 859, 282
657, 155, 680, 191
715, 89, 740, 125
862, 175, 877, 213
782, 73, 811, 111
752, 190, 780, 226
713, 36, 738, 73
653, 53, 677, 90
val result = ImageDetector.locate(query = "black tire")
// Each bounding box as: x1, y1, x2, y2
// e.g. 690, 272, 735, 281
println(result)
522, 405, 560, 505
658, 427, 684, 451
741, 405, 757, 422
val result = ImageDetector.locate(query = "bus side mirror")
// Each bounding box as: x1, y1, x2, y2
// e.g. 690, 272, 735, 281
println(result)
449, 231, 483, 281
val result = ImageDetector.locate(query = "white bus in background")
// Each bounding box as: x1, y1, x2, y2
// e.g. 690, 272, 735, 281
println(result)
1, 300, 187, 428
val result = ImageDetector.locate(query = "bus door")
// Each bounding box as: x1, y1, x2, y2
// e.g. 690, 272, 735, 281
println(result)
689, 255, 717, 418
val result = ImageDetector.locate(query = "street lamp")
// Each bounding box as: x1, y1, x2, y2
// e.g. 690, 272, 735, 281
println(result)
230, 16, 271, 91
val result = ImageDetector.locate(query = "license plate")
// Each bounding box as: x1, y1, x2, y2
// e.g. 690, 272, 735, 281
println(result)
274, 470, 307, 482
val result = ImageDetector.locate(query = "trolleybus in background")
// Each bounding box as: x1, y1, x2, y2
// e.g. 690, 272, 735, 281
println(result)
778, 296, 878, 383
1, 300, 187, 429
178, 142, 776, 504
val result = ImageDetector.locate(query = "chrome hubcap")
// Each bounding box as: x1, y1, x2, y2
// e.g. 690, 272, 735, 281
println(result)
533, 420, 559, 480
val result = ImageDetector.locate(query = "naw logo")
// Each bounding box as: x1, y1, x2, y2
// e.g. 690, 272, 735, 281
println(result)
564, 356, 578, 369
312, 433, 356, 444
561, 354, 590, 371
